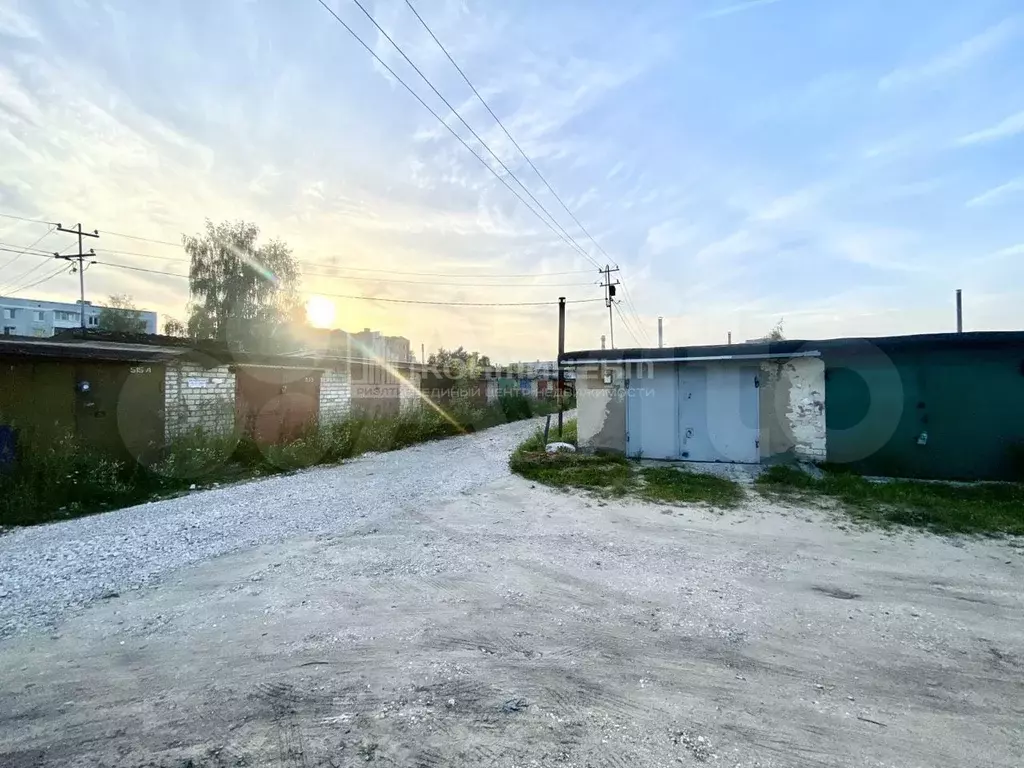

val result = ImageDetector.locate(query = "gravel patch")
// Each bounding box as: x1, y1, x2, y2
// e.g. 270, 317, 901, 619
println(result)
0, 416, 554, 639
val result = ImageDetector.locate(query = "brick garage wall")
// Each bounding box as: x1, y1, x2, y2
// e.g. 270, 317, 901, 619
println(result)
164, 362, 236, 440
399, 370, 422, 410
759, 356, 826, 461
319, 367, 351, 425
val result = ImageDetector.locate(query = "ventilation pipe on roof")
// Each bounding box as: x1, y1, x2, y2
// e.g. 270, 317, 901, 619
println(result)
658, 317, 663, 348
956, 289, 963, 334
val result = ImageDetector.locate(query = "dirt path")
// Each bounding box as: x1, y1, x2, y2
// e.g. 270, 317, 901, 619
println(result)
1, 474, 1022, 767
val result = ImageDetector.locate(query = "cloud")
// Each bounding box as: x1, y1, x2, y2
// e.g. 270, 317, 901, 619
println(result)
966, 178, 1024, 208
957, 109, 1024, 146
878, 18, 1019, 90
702, 0, 784, 20
0, 4, 40, 40
989, 243, 1024, 260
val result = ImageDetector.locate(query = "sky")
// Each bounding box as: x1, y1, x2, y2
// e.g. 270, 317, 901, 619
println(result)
0, 0, 1022, 360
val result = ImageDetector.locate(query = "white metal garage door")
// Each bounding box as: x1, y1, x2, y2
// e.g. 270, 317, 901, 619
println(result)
627, 363, 760, 463
625, 363, 677, 459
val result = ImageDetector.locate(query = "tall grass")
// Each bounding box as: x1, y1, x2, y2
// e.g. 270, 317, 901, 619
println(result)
0, 396, 565, 527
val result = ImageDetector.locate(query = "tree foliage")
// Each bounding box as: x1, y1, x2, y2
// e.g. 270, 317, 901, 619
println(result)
97, 294, 147, 333
763, 318, 785, 342
182, 220, 300, 351
427, 346, 492, 377
163, 317, 187, 337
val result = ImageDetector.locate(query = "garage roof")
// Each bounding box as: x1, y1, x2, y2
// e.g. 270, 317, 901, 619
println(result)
562, 331, 1024, 365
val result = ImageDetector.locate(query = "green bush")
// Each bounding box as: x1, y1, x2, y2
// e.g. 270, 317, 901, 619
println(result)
498, 392, 533, 421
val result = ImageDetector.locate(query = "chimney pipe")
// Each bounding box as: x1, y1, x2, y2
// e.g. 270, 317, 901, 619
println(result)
657, 317, 663, 348
728, 331, 732, 345
600, 334, 606, 350
956, 289, 963, 334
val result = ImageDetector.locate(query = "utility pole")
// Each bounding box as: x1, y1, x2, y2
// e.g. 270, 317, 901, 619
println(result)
55, 223, 99, 332
599, 264, 620, 349
557, 297, 566, 438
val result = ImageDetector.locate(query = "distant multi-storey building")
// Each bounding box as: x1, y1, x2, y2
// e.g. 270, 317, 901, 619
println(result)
350, 328, 411, 362
0, 296, 158, 337
287, 325, 412, 362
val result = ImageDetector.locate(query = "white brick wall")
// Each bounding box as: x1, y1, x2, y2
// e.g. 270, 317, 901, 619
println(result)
759, 357, 826, 461
164, 362, 236, 440
319, 368, 351, 425
399, 370, 422, 410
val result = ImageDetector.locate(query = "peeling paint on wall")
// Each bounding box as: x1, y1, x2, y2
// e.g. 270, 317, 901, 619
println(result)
576, 364, 626, 452
759, 357, 826, 461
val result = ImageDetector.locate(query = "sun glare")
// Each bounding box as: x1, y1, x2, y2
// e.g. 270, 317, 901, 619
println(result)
306, 296, 337, 329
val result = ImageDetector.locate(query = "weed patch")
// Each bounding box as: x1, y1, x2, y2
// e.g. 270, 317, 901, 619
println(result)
511, 424, 744, 508
756, 464, 1024, 535
639, 466, 745, 508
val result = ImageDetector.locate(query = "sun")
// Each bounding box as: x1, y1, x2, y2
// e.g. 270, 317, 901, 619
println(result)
305, 296, 337, 329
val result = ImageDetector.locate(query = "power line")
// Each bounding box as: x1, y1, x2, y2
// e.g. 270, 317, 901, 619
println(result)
348, 0, 601, 271
101, 229, 182, 248
6, 263, 71, 296
91, 244, 596, 282
401, 0, 608, 265
0, 211, 52, 226
0, 241, 74, 294
402, 0, 651, 342
618, 280, 651, 345
313, 0, 602, 272
3, 212, 602, 280
92, 258, 603, 307
0, 227, 55, 275
613, 301, 641, 347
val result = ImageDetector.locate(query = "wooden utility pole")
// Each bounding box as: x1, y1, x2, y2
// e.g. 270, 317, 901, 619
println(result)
557, 296, 566, 438
55, 223, 99, 332
599, 264, 620, 349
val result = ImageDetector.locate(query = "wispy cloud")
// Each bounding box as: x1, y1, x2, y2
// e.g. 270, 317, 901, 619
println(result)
957, 110, 1024, 146
966, 178, 1024, 207
702, 0, 784, 20
989, 243, 1024, 260
878, 18, 1019, 90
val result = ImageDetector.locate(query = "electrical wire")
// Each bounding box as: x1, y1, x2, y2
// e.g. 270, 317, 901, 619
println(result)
613, 301, 641, 347
401, 0, 651, 342
402, 0, 608, 263
92, 259, 602, 307
0, 227, 55, 276
0, 211, 52, 226
347, 0, 600, 270
313, 0, 602, 271
618, 280, 651, 345
0, 240, 73, 295
90, 244, 596, 282
6, 263, 71, 296
3, 214, 602, 280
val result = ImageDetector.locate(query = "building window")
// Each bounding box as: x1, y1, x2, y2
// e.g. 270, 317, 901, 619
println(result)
2, 308, 15, 319
54, 311, 79, 322
88, 316, 98, 326
3, 326, 15, 335
33, 310, 45, 322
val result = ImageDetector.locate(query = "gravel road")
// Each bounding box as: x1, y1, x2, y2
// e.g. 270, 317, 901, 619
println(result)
0, 416, 551, 639
1, 460, 1021, 767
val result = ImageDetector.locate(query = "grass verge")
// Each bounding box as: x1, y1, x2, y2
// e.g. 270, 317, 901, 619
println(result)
756, 465, 1024, 535
638, 466, 745, 508
511, 421, 744, 509
2, 392, 566, 527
